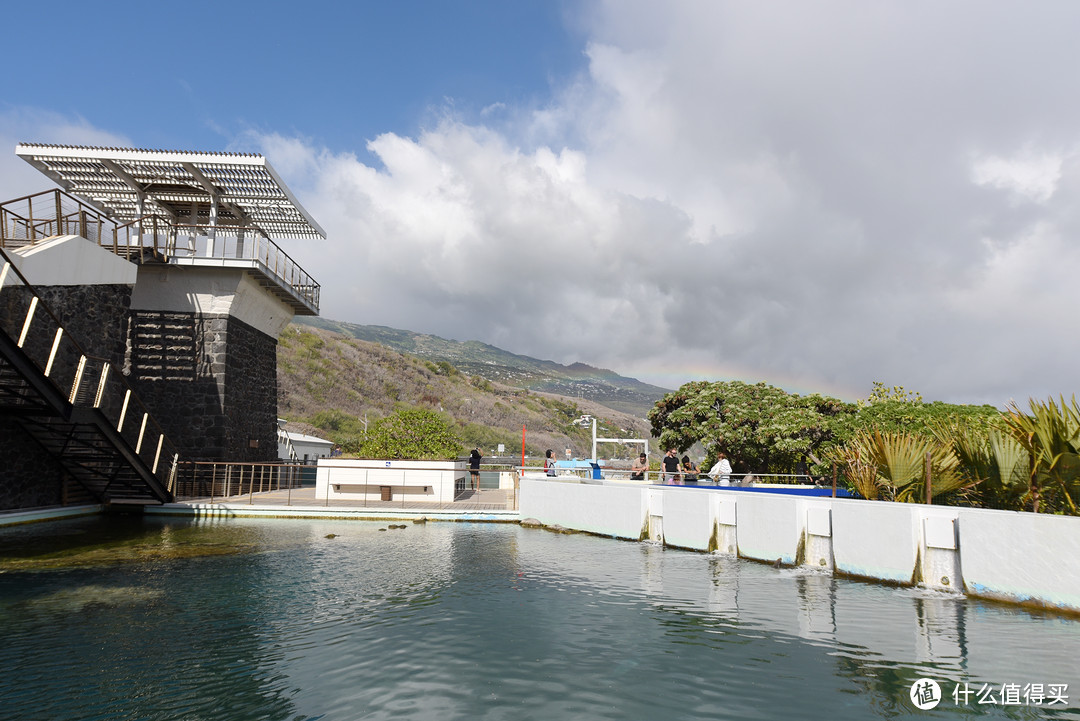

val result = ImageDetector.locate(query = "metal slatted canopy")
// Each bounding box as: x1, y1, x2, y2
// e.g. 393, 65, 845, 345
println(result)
15, 143, 326, 240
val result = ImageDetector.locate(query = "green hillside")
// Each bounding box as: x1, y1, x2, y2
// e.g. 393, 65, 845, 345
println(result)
277, 323, 656, 461
295, 316, 669, 418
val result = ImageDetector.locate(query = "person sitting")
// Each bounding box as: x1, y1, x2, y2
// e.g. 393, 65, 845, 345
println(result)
630, 452, 648, 480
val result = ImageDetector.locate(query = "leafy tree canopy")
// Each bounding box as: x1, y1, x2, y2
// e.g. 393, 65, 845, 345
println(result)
648, 380, 850, 473
357, 407, 464, 460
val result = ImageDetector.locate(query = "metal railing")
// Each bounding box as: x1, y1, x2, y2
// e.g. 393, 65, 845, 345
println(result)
531, 466, 821, 487
0, 189, 112, 247
112, 217, 320, 310
172, 461, 307, 503
0, 248, 179, 495
0, 189, 319, 312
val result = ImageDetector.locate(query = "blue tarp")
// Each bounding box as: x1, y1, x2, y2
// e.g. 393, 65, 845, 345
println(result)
661, 484, 854, 498
554, 460, 603, 479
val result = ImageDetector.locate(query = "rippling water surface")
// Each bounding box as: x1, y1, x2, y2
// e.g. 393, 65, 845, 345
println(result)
0, 515, 1077, 720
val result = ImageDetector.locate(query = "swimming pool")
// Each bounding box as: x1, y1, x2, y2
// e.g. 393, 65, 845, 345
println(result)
0, 515, 1076, 720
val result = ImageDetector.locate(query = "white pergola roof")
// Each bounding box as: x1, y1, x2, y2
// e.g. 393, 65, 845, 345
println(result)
15, 143, 326, 240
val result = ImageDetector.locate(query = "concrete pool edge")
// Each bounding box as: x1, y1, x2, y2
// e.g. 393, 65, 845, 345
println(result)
146, 502, 521, 523
518, 474, 1080, 615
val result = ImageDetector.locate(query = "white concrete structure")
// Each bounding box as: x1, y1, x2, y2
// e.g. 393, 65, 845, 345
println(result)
131, 266, 297, 338
7, 235, 138, 286
519, 474, 1080, 613
315, 459, 467, 504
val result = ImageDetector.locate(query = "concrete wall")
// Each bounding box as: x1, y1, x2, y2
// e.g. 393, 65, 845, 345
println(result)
316, 459, 467, 504
520, 478, 648, 539
519, 475, 1080, 613
8, 235, 137, 286
131, 265, 294, 338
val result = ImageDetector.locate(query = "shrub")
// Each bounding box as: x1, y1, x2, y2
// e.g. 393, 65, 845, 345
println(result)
358, 408, 463, 460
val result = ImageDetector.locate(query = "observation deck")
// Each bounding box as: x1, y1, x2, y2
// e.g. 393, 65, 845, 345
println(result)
7, 144, 324, 315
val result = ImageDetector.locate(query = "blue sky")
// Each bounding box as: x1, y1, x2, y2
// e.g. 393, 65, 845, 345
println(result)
4, 1, 582, 156
4, 1, 1080, 407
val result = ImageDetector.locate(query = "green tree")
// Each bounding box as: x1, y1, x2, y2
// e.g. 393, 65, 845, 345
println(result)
358, 407, 464, 460
648, 381, 850, 474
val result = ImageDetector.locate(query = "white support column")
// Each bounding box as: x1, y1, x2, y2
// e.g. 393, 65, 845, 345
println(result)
208, 195, 218, 257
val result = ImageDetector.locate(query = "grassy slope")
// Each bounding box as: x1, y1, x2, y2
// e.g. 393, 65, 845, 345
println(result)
277, 324, 655, 460
295, 316, 669, 418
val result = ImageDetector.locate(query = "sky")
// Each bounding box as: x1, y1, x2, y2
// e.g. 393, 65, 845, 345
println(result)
3, 0, 1079, 407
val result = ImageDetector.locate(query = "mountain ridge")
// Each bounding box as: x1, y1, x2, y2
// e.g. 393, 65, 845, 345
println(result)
295, 317, 670, 418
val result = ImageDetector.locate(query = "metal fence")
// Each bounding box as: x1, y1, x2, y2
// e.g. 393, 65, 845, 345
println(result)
172, 461, 307, 503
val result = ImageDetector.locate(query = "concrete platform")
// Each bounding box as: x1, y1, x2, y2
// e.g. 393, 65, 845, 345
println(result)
154, 485, 521, 522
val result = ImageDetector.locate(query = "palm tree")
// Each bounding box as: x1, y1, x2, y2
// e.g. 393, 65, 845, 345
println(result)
1003, 396, 1080, 514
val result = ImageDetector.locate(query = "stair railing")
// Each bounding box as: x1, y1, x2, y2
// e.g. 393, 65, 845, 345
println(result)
0, 248, 180, 494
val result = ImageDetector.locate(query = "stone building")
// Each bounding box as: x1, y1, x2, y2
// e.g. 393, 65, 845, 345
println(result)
0, 144, 324, 509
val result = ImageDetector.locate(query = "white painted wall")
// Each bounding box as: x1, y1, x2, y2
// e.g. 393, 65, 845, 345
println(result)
316, 459, 466, 504
130, 265, 295, 337
520, 476, 647, 538
519, 477, 1080, 613
9, 235, 137, 286
958, 508, 1080, 610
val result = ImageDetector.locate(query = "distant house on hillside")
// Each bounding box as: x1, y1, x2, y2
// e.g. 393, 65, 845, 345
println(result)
277, 420, 334, 463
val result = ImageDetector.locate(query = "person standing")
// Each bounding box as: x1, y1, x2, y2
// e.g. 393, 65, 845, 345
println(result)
469, 448, 482, 490
662, 448, 681, 484
681, 455, 699, 483
709, 452, 732, 486
544, 449, 557, 477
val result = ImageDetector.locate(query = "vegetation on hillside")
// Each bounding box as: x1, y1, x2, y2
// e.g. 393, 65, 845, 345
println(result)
277, 324, 653, 463
295, 316, 668, 418
649, 380, 1080, 514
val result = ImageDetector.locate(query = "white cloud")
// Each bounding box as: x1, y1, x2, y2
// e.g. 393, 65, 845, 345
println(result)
7, 1, 1080, 406
971, 149, 1065, 204
253, 2, 1080, 405
0, 109, 132, 199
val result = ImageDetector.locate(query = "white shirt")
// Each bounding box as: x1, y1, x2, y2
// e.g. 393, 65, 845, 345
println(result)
709, 458, 732, 476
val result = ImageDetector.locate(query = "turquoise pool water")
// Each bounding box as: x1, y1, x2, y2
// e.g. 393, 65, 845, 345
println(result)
0, 515, 1076, 720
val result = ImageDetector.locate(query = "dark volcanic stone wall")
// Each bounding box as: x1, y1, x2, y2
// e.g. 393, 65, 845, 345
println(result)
0, 418, 65, 509
223, 316, 279, 463
0, 285, 132, 511
129, 311, 277, 462
0, 280, 280, 510
33, 285, 132, 367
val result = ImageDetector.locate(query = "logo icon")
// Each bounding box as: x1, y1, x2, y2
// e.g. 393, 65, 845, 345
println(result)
910, 678, 942, 710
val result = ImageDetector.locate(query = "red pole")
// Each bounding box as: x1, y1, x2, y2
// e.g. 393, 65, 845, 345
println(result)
521, 425, 526, 477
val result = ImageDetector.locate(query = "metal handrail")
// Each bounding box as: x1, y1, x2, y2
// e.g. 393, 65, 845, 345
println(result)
526, 466, 820, 486
112, 217, 320, 309
0, 188, 113, 247
172, 461, 307, 503
0, 247, 180, 494
0, 190, 319, 311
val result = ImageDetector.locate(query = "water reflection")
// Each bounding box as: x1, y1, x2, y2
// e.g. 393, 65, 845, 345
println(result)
0, 517, 1076, 720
